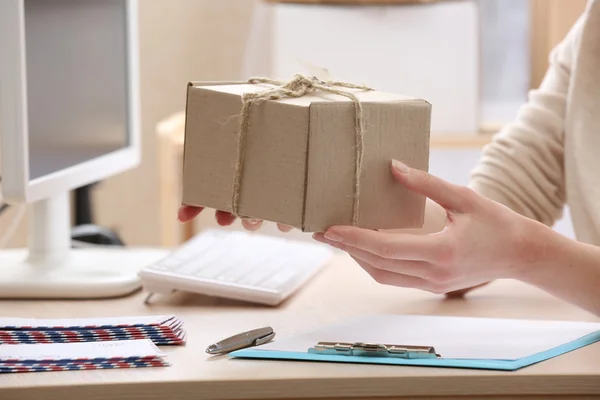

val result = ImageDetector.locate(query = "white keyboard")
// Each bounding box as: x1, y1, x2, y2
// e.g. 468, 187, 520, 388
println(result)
139, 229, 334, 306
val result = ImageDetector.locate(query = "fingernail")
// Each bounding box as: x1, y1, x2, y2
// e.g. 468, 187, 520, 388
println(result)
324, 231, 343, 242
279, 225, 292, 232
392, 159, 410, 174
247, 218, 261, 225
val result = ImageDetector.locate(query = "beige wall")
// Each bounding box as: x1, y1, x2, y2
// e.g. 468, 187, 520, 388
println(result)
530, 0, 588, 89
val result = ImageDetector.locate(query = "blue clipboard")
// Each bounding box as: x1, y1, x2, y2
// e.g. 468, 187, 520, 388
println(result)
229, 314, 600, 371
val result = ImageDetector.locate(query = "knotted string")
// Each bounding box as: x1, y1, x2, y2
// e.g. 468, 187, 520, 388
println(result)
232, 74, 373, 226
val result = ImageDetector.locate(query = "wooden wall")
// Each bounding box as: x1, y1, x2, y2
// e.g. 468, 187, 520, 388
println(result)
529, 0, 589, 89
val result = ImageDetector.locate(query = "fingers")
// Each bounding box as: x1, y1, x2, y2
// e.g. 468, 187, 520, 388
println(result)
218, 212, 290, 232
277, 224, 293, 232
181, 206, 294, 233
215, 210, 237, 226
391, 159, 476, 213
315, 226, 445, 263
242, 218, 263, 231
178, 205, 203, 222
316, 234, 431, 279
243, 220, 294, 232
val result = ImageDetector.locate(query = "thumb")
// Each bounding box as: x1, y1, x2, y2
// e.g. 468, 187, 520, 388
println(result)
390, 159, 475, 213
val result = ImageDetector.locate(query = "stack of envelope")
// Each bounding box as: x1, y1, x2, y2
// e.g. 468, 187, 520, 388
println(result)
0, 315, 186, 346
0, 339, 169, 373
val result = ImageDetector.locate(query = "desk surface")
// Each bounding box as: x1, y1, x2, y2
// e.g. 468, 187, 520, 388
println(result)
1, 254, 600, 400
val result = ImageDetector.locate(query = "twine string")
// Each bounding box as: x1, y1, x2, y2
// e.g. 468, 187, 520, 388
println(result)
232, 74, 372, 226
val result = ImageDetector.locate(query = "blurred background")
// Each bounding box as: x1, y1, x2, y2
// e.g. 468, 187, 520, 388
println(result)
0, 0, 588, 249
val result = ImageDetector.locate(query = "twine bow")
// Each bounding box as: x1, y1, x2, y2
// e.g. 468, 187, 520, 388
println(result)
232, 74, 373, 226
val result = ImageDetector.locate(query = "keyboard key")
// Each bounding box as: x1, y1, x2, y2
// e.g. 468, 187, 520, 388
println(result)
261, 268, 299, 290
139, 229, 334, 305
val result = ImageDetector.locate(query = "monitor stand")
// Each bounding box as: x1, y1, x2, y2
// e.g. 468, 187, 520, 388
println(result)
0, 192, 169, 299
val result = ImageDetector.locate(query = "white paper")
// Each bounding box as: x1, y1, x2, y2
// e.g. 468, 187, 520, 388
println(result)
256, 315, 600, 360
0, 315, 175, 329
0, 339, 163, 361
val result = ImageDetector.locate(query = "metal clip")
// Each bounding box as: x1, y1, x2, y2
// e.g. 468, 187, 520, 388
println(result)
308, 341, 440, 359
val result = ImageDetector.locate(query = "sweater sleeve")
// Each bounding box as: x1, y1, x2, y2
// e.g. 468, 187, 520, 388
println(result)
468, 16, 583, 227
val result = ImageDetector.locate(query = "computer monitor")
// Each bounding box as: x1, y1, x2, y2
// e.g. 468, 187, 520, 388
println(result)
0, 0, 166, 299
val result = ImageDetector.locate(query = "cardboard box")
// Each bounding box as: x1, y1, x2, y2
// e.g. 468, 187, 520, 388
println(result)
182, 77, 431, 232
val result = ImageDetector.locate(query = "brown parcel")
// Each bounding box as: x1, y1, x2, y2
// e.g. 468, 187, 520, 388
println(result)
182, 80, 431, 232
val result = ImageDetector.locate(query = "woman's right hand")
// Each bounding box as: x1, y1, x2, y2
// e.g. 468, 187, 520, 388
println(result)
177, 205, 293, 232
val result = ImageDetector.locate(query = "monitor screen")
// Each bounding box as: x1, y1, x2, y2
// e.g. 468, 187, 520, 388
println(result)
25, 0, 129, 180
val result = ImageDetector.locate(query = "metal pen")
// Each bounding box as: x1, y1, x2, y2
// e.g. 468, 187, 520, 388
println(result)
206, 326, 275, 355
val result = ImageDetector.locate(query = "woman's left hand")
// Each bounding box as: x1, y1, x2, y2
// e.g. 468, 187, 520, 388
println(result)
312, 160, 552, 295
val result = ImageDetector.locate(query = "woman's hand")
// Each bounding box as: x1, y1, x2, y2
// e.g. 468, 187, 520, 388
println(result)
312, 159, 552, 295
178, 205, 293, 232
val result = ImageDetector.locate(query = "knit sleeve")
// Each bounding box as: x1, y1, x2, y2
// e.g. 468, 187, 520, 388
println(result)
468, 16, 584, 226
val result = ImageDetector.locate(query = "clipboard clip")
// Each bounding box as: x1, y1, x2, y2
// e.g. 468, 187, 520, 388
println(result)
308, 342, 441, 359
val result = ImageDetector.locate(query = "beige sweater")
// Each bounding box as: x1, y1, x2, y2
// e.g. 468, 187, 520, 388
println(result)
470, 0, 600, 246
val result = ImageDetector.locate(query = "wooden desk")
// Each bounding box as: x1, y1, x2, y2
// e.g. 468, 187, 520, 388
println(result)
1, 254, 599, 400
